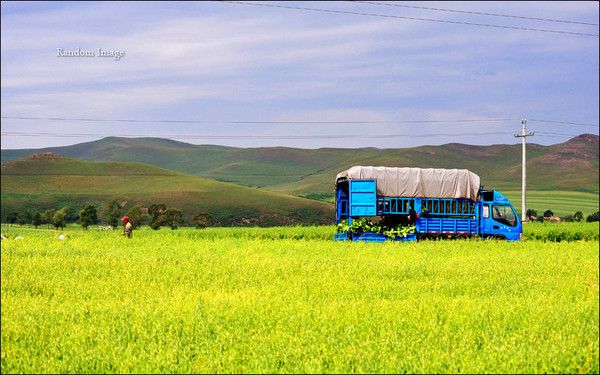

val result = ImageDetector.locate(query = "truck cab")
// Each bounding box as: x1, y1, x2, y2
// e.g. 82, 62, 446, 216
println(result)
479, 190, 522, 241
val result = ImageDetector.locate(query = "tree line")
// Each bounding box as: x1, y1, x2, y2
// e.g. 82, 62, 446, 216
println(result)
4, 200, 214, 230
5, 203, 598, 229
525, 209, 599, 223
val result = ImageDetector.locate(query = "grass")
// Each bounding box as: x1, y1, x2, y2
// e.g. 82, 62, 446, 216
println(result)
502, 190, 599, 218
1, 226, 598, 373
2, 135, 598, 194
1, 157, 334, 226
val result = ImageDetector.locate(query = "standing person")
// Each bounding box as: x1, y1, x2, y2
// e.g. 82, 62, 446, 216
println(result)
407, 205, 419, 225
121, 216, 133, 238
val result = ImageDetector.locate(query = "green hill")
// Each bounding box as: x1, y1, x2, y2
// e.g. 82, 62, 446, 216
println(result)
0, 154, 334, 226
2, 134, 598, 216
2, 134, 597, 194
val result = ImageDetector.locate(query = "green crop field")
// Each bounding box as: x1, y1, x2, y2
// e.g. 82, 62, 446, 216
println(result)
502, 190, 599, 218
1, 225, 598, 374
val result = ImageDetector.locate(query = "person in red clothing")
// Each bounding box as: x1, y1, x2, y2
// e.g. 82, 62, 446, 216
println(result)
121, 216, 133, 238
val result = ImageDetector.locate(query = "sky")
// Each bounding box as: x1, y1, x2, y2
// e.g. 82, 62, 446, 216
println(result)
1, 1, 599, 149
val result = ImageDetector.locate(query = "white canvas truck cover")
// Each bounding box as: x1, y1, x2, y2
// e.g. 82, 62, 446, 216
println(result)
336, 166, 480, 201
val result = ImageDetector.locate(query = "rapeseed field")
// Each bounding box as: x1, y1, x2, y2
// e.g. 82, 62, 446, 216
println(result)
1, 226, 598, 373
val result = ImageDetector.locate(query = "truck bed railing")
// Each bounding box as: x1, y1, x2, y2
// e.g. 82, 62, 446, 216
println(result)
417, 217, 478, 235
337, 199, 349, 216
376, 197, 476, 217
421, 198, 475, 217
377, 197, 414, 214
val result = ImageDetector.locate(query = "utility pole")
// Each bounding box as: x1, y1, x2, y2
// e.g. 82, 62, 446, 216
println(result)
514, 119, 535, 223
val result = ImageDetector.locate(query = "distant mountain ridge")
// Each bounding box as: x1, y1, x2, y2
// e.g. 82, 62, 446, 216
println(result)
2, 134, 598, 197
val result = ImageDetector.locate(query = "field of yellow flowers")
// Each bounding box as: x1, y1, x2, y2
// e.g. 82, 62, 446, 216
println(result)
1, 225, 598, 373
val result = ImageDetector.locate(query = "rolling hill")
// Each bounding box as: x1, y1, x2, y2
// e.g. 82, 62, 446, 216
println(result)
0, 154, 334, 226
2, 134, 598, 217
2, 135, 598, 197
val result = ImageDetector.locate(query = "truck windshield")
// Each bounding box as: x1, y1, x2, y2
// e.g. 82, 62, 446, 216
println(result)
492, 205, 517, 227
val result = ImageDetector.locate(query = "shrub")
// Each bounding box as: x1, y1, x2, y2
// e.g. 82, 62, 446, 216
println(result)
194, 213, 213, 229
586, 211, 599, 222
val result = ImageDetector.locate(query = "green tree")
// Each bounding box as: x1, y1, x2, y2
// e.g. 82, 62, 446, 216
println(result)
193, 212, 212, 229
148, 203, 167, 230
63, 206, 75, 224
164, 208, 184, 229
126, 205, 148, 227
42, 209, 56, 229
32, 212, 43, 229
104, 199, 123, 228
6, 212, 19, 226
573, 211, 584, 222
79, 204, 98, 230
18, 210, 33, 226
53, 207, 69, 230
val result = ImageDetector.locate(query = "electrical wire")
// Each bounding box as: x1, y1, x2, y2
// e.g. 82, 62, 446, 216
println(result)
3, 130, 596, 141
3, 115, 597, 129
528, 118, 599, 128
1, 130, 514, 140
216, 1, 599, 37
351, 1, 599, 26
0, 115, 517, 125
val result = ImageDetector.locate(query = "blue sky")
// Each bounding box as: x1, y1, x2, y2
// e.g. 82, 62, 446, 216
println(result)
1, 1, 598, 149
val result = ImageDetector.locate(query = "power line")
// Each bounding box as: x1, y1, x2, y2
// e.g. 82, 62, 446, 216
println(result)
2, 116, 597, 130
538, 131, 579, 137
528, 118, 599, 128
4, 130, 595, 140
0, 115, 517, 125
3, 116, 598, 129
217, 1, 599, 37
536, 134, 580, 139
533, 130, 600, 140
1, 130, 515, 140
352, 1, 599, 26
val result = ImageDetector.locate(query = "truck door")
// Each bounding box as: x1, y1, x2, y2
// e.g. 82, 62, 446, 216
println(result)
349, 180, 377, 217
483, 204, 521, 240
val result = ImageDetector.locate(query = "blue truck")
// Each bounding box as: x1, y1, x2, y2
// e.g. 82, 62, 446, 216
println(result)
334, 166, 522, 242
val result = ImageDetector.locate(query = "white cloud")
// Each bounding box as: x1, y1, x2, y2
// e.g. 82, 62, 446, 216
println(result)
1, 1, 598, 149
